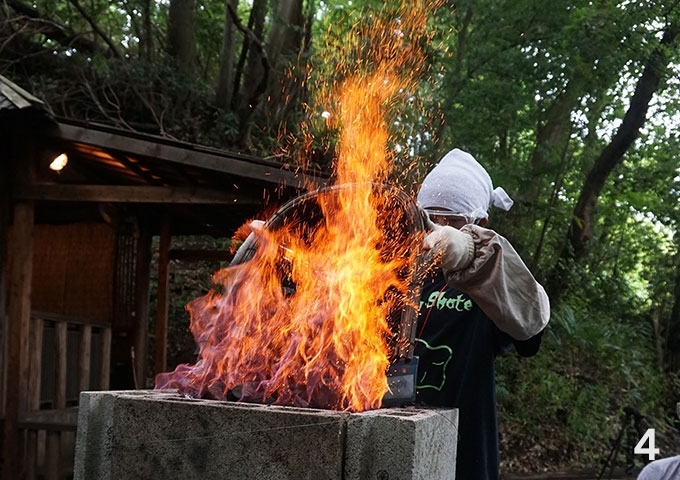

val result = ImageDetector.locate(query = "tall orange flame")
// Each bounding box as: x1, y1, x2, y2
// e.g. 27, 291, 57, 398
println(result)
156, 1, 434, 412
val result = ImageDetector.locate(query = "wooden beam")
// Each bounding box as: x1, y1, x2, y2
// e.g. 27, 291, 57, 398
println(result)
54, 321, 67, 409
169, 248, 233, 262
116, 153, 164, 186
31, 310, 110, 329
55, 122, 324, 189
28, 316, 43, 410
18, 407, 78, 432
26, 317, 43, 480
0, 75, 44, 110
0, 152, 8, 418
154, 216, 171, 376
3, 201, 34, 480
15, 184, 265, 204
133, 229, 151, 389
100, 326, 112, 390
78, 324, 92, 392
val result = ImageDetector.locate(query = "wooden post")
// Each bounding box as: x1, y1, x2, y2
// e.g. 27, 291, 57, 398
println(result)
100, 327, 112, 390
54, 321, 67, 410
26, 316, 43, 480
0, 144, 8, 418
79, 324, 92, 392
3, 200, 35, 480
154, 215, 171, 377
27, 316, 43, 410
133, 229, 151, 389
45, 319, 69, 479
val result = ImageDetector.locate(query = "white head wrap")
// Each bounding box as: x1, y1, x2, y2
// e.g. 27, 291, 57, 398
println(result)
417, 148, 514, 220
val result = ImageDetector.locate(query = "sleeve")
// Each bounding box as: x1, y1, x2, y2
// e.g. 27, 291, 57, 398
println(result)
513, 330, 544, 357
636, 456, 680, 480
442, 224, 550, 341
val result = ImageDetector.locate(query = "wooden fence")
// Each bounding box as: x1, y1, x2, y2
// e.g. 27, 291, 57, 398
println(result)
18, 312, 111, 480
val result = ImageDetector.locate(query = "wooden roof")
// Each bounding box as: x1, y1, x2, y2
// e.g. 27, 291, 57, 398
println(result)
0, 75, 44, 111
1, 75, 330, 236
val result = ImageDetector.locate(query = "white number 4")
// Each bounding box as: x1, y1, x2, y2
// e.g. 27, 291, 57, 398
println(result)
634, 428, 660, 460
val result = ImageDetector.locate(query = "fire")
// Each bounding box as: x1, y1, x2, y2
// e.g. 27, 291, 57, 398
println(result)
155, 1, 434, 411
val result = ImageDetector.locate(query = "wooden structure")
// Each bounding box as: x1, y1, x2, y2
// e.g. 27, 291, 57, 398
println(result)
0, 75, 326, 479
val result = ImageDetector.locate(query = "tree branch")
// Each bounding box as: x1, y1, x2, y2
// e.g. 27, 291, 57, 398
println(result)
4, 0, 109, 56
66, 0, 121, 58
226, 2, 269, 116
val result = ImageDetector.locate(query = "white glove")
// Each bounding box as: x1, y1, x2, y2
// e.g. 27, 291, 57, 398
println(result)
249, 219, 265, 232
230, 220, 266, 265
423, 223, 475, 272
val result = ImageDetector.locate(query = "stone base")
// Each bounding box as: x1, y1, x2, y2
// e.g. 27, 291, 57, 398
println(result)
74, 390, 457, 480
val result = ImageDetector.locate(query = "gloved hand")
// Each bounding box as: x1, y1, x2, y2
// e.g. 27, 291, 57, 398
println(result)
423, 223, 475, 272
230, 220, 266, 265
249, 219, 265, 232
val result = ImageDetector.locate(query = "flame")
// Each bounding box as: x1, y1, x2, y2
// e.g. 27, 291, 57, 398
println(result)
155, 1, 435, 412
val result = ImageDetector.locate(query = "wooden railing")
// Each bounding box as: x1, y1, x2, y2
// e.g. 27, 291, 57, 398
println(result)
18, 312, 111, 480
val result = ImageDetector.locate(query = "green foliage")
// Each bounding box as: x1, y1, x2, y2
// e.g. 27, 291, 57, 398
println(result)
497, 303, 671, 471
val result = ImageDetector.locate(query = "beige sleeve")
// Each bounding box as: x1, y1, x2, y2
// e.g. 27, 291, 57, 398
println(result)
442, 224, 550, 340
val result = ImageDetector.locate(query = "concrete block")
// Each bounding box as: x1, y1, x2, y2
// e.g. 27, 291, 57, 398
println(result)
344, 408, 458, 480
74, 390, 457, 480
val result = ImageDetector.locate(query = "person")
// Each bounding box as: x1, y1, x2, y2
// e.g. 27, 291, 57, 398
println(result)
414, 148, 551, 480
637, 455, 680, 480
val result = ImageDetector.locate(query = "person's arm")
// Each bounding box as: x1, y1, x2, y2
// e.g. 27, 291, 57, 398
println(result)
428, 223, 550, 341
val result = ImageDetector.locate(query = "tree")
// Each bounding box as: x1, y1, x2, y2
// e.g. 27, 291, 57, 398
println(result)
215, 0, 240, 108
546, 19, 680, 304
167, 0, 197, 76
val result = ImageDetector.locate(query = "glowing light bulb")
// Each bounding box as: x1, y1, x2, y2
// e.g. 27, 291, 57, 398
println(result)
49, 153, 68, 171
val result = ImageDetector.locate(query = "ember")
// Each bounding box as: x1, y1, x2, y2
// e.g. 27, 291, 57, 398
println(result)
155, 1, 434, 412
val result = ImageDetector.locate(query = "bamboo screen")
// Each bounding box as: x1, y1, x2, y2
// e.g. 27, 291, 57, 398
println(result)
31, 223, 116, 322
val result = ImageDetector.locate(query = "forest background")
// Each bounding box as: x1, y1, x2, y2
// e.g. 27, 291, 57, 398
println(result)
2, 0, 680, 474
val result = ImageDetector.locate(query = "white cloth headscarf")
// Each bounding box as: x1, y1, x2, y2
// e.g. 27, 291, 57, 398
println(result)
417, 148, 514, 220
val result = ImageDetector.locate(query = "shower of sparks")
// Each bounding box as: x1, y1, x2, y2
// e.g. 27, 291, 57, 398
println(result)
155, 0, 439, 412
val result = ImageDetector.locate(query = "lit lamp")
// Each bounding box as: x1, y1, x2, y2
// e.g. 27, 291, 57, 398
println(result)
49, 153, 68, 171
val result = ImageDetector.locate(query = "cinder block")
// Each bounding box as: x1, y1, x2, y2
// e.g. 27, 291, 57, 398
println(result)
344, 408, 458, 480
74, 390, 457, 480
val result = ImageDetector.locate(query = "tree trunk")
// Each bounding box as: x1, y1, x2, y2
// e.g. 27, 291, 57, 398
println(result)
545, 21, 680, 304
666, 230, 680, 370
514, 80, 579, 268
167, 0, 197, 75
265, 0, 303, 71
140, 0, 153, 61
233, 0, 267, 107
528, 79, 582, 200
261, 0, 306, 131
530, 141, 571, 272
234, 0, 268, 148
216, 0, 239, 108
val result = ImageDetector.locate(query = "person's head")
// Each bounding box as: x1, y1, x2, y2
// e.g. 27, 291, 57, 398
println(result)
417, 148, 513, 228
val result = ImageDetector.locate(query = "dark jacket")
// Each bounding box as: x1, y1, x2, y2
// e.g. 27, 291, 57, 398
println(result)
415, 224, 549, 479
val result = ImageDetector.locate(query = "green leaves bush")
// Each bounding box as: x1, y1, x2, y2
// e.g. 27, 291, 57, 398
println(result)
497, 303, 672, 471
